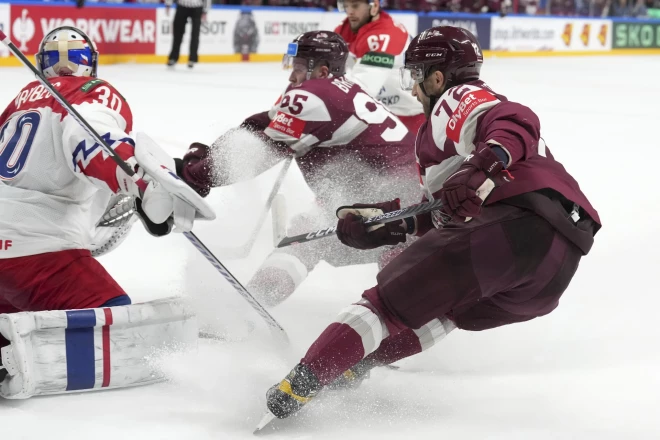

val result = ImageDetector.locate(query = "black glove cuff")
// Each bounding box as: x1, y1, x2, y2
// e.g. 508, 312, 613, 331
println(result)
404, 217, 416, 234
135, 198, 173, 237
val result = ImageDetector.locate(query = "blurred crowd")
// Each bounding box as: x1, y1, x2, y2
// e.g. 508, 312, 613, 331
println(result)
76, 0, 658, 17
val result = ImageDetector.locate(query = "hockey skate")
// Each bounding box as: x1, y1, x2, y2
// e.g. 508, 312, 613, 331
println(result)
267, 364, 321, 418
326, 358, 377, 390
255, 364, 321, 432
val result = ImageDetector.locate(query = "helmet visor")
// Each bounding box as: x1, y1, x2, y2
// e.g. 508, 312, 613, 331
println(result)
283, 56, 309, 75
282, 41, 298, 70
399, 65, 425, 91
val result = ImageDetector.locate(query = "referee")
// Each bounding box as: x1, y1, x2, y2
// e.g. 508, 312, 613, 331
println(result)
165, 0, 211, 68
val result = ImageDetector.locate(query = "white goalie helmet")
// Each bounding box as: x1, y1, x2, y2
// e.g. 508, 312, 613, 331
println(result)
36, 26, 99, 78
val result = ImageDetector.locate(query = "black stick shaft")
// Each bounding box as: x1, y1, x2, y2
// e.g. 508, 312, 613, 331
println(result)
276, 198, 446, 248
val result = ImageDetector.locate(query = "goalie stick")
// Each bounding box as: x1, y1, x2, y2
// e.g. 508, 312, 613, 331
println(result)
274, 198, 448, 248
0, 31, 288, 342
183, 231, 288, 343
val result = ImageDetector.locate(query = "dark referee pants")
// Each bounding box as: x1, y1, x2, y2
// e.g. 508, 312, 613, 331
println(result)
168, 6, 203, 63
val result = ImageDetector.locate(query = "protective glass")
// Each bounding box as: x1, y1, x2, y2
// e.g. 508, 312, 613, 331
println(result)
399, 65, 425, 91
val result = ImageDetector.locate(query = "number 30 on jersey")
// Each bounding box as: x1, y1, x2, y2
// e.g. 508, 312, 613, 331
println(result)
0, 111, 41, 180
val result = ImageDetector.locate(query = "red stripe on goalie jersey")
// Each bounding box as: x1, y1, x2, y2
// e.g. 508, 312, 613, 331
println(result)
4, 77, 135, 193
65, 79, 135, 193
8, 77, 133, 131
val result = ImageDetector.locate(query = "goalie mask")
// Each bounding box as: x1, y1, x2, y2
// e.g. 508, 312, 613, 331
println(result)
36, 26, 99, 78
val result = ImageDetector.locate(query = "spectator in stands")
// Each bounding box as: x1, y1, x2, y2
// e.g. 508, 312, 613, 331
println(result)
607, 0, 648, 15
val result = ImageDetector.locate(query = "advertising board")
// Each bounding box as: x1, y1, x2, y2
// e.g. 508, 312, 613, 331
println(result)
490, 17, 611, 52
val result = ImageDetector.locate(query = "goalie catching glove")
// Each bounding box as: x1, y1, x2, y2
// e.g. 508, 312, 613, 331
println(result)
336, 199, 408, 250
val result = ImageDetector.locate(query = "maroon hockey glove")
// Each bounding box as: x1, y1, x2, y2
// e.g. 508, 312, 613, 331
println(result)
336, 199, 407, 250
240, 111, 272, 132
175, 142, 213, 197
439, 144, 514, 220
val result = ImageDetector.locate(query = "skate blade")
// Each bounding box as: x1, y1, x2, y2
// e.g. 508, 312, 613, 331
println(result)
253, 411, 277, 434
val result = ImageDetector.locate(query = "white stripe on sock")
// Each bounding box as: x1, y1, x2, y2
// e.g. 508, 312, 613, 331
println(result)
413, 317, 456, 352
335, 304, 387, 357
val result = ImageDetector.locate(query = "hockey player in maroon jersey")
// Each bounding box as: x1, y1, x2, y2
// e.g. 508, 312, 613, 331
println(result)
260, 26, 601, 422
179, 31, 419, 306
334, 0, 425, 133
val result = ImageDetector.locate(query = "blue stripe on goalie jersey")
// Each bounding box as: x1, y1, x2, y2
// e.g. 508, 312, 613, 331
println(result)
65, 309, 96, 391
71, 133, 135, 171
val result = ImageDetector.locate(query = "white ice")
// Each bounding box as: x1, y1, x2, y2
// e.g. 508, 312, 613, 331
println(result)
1, 56, 659, 439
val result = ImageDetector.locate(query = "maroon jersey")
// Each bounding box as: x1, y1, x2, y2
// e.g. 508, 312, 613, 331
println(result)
262, 76, 416, 182
416, 80, 600, 227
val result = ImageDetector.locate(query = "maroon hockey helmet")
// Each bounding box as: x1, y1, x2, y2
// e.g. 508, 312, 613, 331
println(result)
400, 26, 483, 92
283, 31, 349, 77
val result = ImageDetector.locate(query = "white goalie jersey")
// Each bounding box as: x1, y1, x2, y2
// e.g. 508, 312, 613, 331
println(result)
0, 76, 137, 258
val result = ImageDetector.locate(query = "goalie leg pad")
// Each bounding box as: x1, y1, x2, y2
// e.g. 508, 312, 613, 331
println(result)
0, 296, 197, 399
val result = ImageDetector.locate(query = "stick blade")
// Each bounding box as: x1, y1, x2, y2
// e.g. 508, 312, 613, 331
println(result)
253, 411, 278, 434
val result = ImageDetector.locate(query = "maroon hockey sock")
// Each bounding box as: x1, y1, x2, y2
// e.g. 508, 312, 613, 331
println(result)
300, 287, 412, 386
301, 322, 367, 386
362, 328, 422, 366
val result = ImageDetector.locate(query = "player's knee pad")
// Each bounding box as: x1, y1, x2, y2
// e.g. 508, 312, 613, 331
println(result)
0, 297, 197, 399
247, 252, 308, 307
334, 302, 389, 357
360, 286, 409, 336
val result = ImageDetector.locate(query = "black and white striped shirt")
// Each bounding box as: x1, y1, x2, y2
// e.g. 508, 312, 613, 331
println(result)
166, 0, 212, 13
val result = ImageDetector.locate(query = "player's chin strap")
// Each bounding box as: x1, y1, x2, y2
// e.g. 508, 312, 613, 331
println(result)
419, 81, 442, 117
420, 73, 461, 117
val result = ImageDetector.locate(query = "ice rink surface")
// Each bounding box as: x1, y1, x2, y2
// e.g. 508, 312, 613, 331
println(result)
1, 56, 659, 439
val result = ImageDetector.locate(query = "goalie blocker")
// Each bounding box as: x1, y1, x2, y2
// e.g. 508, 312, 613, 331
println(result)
0, 297, 196, 399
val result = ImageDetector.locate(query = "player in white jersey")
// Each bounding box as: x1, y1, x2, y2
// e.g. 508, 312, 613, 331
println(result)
0, 26, 215, 400
0, 26, 201, 314
334, 0, 425, 133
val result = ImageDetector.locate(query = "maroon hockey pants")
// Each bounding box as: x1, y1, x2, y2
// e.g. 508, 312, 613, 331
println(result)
300, 203, 583, 385
0, 249, 127, 314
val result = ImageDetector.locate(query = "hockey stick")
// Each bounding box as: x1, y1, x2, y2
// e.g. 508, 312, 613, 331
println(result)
215, 156, 293, 259
0, 31, 288, 341
275, 198, 448, 248
183, 231, 288, 343
0, 30, 148, 196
